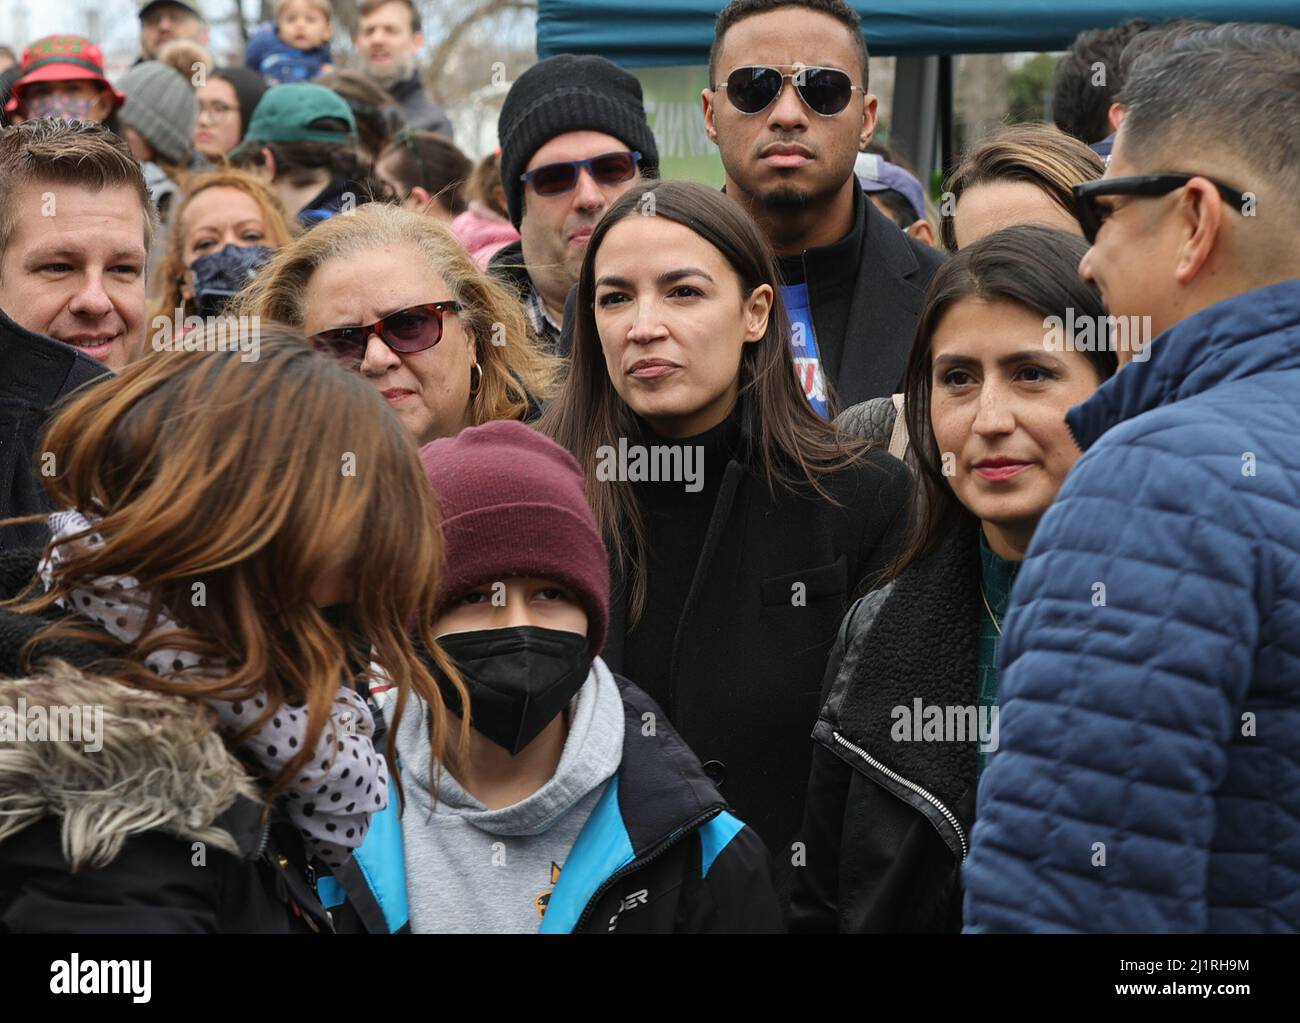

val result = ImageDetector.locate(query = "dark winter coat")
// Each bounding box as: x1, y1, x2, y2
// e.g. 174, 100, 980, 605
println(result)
548, 675, 783, 932
0, 548, 358, 934
834, 395, 898, 448
792, 187, 944, 412
0, 309, 107, 549
601, 441, 911, 859
963, 280, 1300, 933
388, 70, 454, 139
0, 662, 337, 934
790, 530, 983, 932
325, 674, 785, 933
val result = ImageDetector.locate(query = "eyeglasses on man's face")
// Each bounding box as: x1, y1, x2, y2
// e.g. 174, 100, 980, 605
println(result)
1072, 173, 1249, 244
520, 150, 642, 198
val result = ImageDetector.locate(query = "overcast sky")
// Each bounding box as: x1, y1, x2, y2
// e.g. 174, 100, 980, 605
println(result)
0, 0, 244, 62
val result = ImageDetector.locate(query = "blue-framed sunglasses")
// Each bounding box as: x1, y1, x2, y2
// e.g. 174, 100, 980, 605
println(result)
520, 150, 642, 196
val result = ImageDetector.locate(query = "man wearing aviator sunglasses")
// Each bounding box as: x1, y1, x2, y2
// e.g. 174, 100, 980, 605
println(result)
702, 0, 944, 417
491, 54, 659, 355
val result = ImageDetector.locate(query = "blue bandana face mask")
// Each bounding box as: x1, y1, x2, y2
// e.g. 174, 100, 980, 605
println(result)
23, 91, 98, 120
189, 243, 274, 318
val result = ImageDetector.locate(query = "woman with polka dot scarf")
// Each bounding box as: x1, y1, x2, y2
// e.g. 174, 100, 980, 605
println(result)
0, 326, 464, 933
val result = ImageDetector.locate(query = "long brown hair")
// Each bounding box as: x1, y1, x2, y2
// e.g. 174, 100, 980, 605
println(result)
7, 327, 467, 798
896, 225, 1117, 575
234, 202, 559, 427
539, 180, 868, 622
147, 167, 299, 326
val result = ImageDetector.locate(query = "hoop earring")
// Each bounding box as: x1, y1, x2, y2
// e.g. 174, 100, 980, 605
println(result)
469, 362, 482, 396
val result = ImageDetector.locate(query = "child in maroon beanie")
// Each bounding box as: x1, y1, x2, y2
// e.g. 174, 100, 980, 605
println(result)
379, 419, 782, 933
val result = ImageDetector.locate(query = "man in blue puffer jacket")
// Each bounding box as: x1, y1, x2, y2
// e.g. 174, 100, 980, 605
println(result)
964, 28, 1300, 933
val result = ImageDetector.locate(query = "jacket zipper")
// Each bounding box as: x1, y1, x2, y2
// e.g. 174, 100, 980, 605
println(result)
572, 806, 723, 933
831, 730, 968, 860
253, 819, 271, 860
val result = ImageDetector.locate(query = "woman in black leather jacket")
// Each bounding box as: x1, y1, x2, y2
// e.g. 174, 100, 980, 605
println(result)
790, 226, 1116, 931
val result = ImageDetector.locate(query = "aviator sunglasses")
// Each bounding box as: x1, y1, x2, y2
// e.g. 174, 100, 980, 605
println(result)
311, 301, 463, 367
716, 64, 865, 117
520, 150, 642, 197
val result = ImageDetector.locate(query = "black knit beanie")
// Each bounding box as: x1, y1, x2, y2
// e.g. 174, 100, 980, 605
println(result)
498, 54, 659, 228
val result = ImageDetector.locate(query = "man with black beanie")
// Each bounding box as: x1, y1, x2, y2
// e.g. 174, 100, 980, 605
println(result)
489, 54, 659, 355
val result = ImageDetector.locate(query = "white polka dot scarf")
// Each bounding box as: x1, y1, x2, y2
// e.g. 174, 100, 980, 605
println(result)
38, 509, 388, 868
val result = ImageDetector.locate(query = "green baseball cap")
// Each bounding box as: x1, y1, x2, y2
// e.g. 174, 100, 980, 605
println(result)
242, 84, 358, 146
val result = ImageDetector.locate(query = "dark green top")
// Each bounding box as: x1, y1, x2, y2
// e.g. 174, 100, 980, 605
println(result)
977, 528, 1020, 774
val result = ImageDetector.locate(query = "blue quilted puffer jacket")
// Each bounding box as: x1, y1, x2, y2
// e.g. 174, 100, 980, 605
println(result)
963, 279, 1300, 933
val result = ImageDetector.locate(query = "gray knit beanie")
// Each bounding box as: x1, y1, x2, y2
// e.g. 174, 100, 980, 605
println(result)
118, 61, 197, 166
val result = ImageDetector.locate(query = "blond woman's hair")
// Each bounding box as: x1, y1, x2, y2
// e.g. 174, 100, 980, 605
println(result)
235, 203, 559, 426
148, 168, 299, 326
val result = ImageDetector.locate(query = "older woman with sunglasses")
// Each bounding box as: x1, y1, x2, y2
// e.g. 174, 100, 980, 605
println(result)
236, 203, 558, 443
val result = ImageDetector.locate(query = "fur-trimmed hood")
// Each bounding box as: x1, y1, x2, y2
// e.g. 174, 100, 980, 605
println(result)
0, 660, 259, 871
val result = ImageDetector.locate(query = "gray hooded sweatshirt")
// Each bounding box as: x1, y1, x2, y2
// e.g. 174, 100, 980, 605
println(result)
393, 657, 624, 933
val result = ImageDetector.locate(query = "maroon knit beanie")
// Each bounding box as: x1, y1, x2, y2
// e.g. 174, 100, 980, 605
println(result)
419, 420, 610, 654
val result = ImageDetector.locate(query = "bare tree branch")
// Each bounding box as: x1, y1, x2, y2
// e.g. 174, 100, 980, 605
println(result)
333, 0, 362, 38
424, 0, 538, 93
232, 0, 249, 45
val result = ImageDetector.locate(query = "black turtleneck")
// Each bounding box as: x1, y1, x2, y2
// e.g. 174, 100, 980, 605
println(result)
777, 253, 807, 285
621, 407, 743, 713
774, 188, 865, 393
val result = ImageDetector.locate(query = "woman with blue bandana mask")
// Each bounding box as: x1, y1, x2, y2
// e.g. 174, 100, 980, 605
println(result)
147, 169, 298, 344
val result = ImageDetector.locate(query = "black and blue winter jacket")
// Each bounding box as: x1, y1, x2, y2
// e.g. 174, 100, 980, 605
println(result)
321, 674, 784, 933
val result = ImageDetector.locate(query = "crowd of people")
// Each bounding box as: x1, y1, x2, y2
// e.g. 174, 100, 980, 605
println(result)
0, 0, 1296, 935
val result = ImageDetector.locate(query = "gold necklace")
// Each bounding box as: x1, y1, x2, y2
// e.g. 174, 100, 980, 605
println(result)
980, 584, 1003, 636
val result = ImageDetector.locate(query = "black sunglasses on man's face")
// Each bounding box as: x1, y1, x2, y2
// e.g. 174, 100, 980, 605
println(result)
716, 64, 865, 117
1072, 173, 1249, 244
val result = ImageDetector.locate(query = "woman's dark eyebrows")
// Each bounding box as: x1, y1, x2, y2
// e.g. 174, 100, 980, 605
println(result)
658, 267, 714, 284
999, 349, 1068, 370
932, 351, 980, 369
594, 268, 715, 288
934, 350, 1070, 369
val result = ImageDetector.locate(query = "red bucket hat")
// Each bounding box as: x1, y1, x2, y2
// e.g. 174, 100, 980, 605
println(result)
5, 35, 126, 114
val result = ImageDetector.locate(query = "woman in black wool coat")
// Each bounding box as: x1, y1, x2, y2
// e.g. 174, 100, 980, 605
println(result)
540, 180, 910, 864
